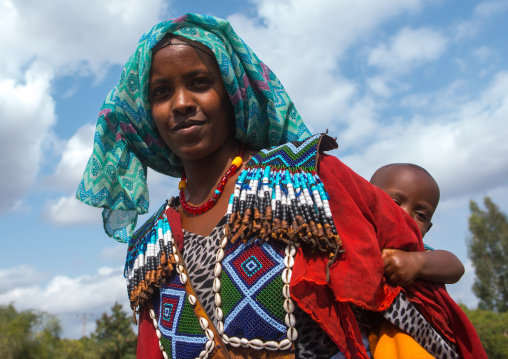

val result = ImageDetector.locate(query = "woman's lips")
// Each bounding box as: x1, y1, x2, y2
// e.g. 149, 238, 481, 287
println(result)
170, 119, 206, 132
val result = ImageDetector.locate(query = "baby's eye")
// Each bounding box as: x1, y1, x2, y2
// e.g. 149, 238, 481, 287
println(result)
416, 212, 430, 222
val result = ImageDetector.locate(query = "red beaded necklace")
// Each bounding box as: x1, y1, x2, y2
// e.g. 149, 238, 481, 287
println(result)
178, 145, 245, 215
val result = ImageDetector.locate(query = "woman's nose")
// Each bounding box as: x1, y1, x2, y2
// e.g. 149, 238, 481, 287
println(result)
172, 88, 195, 114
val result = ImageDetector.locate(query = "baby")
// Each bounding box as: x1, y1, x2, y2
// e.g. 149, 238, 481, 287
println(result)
370, 163, 464, 286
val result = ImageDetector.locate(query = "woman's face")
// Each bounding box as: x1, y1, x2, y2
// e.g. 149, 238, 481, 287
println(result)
149, 40, 235, 161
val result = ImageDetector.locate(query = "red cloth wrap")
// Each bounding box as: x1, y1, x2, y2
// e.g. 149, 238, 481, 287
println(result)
290, 154, 485, 358
136, 154, 486, 358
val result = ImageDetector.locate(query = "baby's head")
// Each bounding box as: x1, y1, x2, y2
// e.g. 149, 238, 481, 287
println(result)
370, 163, 440, 237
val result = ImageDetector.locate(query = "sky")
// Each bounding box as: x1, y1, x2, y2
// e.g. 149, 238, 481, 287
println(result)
0, 0, 507, 339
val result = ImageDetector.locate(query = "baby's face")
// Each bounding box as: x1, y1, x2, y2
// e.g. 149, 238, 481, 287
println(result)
376, 168, 439, 237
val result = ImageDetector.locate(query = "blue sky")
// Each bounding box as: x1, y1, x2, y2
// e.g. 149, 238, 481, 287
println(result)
1, 0, 507, 338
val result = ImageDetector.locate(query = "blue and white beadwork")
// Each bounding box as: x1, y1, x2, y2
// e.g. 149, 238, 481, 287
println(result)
214, 228, 297, 351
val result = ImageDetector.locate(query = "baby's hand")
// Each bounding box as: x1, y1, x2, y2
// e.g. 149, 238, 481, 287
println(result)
381, 249, 424, 287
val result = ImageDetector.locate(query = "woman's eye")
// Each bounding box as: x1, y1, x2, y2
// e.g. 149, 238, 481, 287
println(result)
150, 87, 170, 100
191, 77, 212, 88
392, 198, 401, 206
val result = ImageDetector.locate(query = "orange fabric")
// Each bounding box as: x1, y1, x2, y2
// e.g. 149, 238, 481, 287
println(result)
369, 321, 434, 359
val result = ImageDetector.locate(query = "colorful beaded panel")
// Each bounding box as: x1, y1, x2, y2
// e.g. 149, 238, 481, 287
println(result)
151, 274, 214, 359
214, 231, 297, 350
225, 134, 343, 276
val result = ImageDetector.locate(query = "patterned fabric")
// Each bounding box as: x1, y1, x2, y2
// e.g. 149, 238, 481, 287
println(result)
154, 275, 209, 359
383, 293, 458, 358
76, 13, 311, 242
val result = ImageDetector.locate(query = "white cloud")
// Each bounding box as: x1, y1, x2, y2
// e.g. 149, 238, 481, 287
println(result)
0, 62, 56, 214
474, 0, 508, 17
99, 244, 128, 263
42, 194, 102, 226
0, 0, 169, 80
0, 266, 129, 338
368, 27, 447, 74
228, 0, 425, 129
341, 71, 508, 202
0, 265, 47, 292
0, 0, 170, 215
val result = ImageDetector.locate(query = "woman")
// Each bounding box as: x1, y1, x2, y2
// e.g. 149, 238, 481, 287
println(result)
77, 14, 484, 359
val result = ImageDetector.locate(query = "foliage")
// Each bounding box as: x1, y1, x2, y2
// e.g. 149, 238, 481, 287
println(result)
468, 197, 508, 312
0, 303, 136, 359
461, 305, 508, 359
91, 302, 137, 359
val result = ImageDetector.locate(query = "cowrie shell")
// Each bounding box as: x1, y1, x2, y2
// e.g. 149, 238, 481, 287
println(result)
206, 340, 214, 352
216, 249, 225, 262
179, 273, 187, 284
283, 284, 290, 299
215, 307, 223, 321
214, 263, 222, 277
264, 340, 279, 351
217, 321, 224, 335
284, 255, 295, 268
279, 339, 292, 350
228, 336, 240, 347
215, 293, 222, 307
205, 329, 214, 340
284, 298, 295, 313
213, 277, 221, 292
200, 317, 209, 330
287, 327, 298, 341
249, 338, 264, 350
285, 313, 296, 327
240, 338, 249, 348
188, 294, 196, 306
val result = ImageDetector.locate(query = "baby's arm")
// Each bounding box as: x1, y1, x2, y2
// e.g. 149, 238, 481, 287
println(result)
382, 248, 465, 287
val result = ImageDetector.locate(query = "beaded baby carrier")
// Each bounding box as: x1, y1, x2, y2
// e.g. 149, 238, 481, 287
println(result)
125, 134, 343, 358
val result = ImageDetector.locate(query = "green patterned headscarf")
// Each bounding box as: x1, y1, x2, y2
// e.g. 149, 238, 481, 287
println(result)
76, 13, 311, 242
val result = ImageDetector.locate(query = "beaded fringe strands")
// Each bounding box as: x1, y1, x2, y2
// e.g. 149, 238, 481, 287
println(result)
226, 165, 343, 278
213, 229, 298, 350
179, 146, 245, 215
126, 209, 176, 312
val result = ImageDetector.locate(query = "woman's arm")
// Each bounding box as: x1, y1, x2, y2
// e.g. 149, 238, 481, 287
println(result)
382, 248, 465, 286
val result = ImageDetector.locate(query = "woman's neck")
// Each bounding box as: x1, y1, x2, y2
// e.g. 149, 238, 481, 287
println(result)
181, 137, 241, 205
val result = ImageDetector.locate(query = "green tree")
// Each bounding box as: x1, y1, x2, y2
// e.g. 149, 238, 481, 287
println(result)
0, 304, 65, 359
91, 302, 137, 359
468, 197, 508, 312
461, 305, 508, 359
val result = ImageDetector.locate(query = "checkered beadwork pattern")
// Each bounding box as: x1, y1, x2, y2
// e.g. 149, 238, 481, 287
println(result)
221, 240, 287, 341
154, 275, 208, 359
